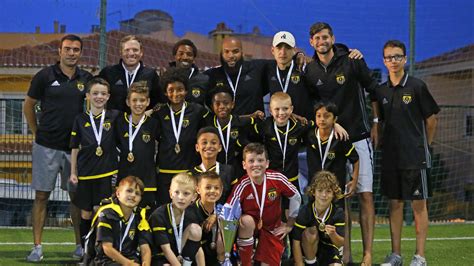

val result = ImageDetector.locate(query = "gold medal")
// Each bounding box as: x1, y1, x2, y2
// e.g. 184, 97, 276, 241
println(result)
257, 219, 263, 230
319, 222, 326, 231
127, 152, 135, 162
95, 146, 103, 157
174, 143, 181, 154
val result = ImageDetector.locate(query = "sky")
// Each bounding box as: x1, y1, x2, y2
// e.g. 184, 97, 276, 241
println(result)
1, 0, 473, 69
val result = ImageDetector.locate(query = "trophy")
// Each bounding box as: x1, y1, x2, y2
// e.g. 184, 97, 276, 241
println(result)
218, 202, 241, 266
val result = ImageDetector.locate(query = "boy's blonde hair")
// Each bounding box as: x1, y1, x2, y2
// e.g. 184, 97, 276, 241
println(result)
171, 172, 197, 192
306, 171, 343, 200
270, 92, 292, 106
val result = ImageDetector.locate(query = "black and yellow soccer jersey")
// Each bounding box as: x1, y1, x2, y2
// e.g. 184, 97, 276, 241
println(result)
305, 126, 359, 188
94, 200, 152, 265
204, 114, 256, 167
376, 73, 440, 170
189, 163, 237, 205
292, 201, 345, 244
70, 110, 119, 180
27, 63, 93, 151
187, 200, 220, 265
153, 102, 209, 173
149, 203, 199, 260
257, 117, 311, 183
115, 112, 159, 190
264, 61, 314, 121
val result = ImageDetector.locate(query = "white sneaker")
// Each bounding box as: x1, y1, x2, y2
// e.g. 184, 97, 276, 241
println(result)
410, 254, 427, 266
26, 245, 43, 262
381, 253, 403, 266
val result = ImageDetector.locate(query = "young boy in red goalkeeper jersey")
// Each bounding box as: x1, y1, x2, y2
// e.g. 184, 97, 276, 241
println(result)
226, 142, 301, 266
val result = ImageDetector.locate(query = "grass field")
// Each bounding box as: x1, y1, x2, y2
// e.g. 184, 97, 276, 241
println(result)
0, 223, 473, 265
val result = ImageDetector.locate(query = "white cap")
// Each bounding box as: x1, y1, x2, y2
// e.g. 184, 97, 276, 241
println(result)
272, 31, 296, 48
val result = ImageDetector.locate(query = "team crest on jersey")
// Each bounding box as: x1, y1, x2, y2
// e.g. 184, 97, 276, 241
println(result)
164, 115, 170, 120
124, 132, 129, 138
231, 130, 239, 139
216, 82, 225, 87
289, 138, 297, 145
290, 74, 300, 84
192, 88, 201, 98
327, 151, 335, 160
335, 73, 345, 85
402, 94, 412, 104
129, 229, 135, 240
267, 189, 278, 201
142, 132, 151, 143
182, 119, 190, 128
77, 82, 85, 91
84, 122, 91, 127
103, 121, 111, 131
168, 228, 173, 234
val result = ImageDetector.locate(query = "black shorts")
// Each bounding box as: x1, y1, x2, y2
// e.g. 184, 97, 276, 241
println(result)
317, 242, 342, 265
381, 168, 431, 200
73, 176, 112, 211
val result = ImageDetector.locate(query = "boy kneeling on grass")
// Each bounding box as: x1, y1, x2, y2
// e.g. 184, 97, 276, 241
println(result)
90, 175, 152, 266
292, 171, 345, 266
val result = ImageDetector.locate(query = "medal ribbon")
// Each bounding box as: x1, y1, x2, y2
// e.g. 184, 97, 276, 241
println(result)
122, 62, 140, 88
313, 202, 330, 225
170, 204, 185, 256
276, 60, 294, 93
119, 213, 135, 252
249, 174, 267, 226
89, 110, 105, 147
169, 103, 186, 146
316, 129, 334, 169
224, 66, 242, 101
188, 67, 195, 79
216, 116, 232, 164
274, 121, 290, 170
128, 114, 146, 153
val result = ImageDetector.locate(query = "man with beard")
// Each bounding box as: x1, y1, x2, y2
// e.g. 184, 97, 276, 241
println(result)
205, 37, 267, 117
98, 35, 165, 112
169, 39, 209, 106
304, 22, 379, 265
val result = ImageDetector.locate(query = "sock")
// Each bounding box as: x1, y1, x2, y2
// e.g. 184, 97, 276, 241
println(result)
79, 218, 92, 248
181, 239, 201, 262
304, 257, 317, 266
237, 237, 254, 266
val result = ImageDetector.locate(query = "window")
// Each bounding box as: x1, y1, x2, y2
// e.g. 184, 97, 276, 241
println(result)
0, 98, 27, 135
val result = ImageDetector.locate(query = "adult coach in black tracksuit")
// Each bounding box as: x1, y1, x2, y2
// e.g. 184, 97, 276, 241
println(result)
98, 35, 165, 112
169, 39, 210, 106
205, 37, 268, 117
304, 22, 379, 265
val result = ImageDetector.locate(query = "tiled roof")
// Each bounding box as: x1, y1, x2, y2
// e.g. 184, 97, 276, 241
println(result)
415, 44, 474, 70
0, 31, 220, 69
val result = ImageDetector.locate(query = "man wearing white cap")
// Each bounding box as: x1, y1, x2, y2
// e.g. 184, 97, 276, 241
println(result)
267, 31, 313, 121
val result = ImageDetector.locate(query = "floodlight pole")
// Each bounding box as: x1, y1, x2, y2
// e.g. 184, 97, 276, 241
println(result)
405, 0, 416, 226
99, 0, 107, 69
